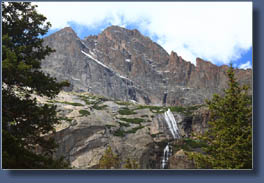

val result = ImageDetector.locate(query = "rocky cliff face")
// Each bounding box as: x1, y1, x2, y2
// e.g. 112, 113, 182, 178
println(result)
41, 25, 252, 106
36, 91, 208, 169
39, 25, 252, 169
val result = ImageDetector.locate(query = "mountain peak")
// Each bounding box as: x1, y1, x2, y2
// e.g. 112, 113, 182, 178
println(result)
62, 26, 75, 33
54, 26, 78, 37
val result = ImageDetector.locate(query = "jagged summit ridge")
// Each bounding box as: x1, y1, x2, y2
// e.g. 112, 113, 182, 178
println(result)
41, 25, 252, 106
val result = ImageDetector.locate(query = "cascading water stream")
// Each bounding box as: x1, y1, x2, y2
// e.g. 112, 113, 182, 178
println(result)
164, 108, 181, 139
161, 109, 181, 169
161, 143, 172, 169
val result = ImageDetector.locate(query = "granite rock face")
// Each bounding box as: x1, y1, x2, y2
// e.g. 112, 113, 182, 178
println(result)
37, 92, 200, 169
41, 26, 252, 106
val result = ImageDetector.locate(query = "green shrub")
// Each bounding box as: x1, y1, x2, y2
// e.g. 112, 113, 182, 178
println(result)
98, 146, 120, 169
134, 105, 166, 113
58, 116, 72, 123
118, 117, 144, 124
169, 106, 185, 113
115, 101, 131, 105
118, 122, 130, 127
113, 129, 125, 137
79, 110, 90, 116
93, 104, 108, 110
78, 95, 95, 105
118, 107, 137, 115
57, 101, 84, 106
126, 126, 144, 133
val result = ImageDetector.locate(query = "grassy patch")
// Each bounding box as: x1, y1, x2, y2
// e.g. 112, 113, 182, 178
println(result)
134, 105, 166, 113
118, 107, 137, 115
78, 95, 96, 105
113, 125, 144, 137
115, 101, 131, 105
58, 116, 72, 122
79, 109, 90, 116
126, 125, 144, 134
133, 104, 202, 115
168, 106, 185, 113
113, 129, 125, 137
93, 104, 108, 110
172, 138, 207, 152
170, 105, 203, 115
56, 101, 84, 106
118, 117, 144, 124
118, 122, 130, 127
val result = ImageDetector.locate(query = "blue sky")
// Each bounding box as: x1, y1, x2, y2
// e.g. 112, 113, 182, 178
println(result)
38, 2, 252, 69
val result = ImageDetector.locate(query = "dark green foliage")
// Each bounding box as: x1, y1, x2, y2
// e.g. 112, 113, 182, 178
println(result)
123, 158, 139, 169
98, 146, 120, 169
168, 106, 185, 113
126, 125, 144, 133
118, 117, 145, 124
172, 138, 207, 152
169, 105, 202, 115
113, 129, 126, 137
135, 105, 166, 113
58, 116, 73, 123
90, 99, 108, 110
57, 101, 84, 106
2, 2, 69, 169
78, 95, 95, 105
134, 104, 200, 115
93, 104, 108, 110
113, 125, 144, 137
115, 101, 131, 105
79, 109, 90, 116
118, 107, 137, 115
118, 122, 130, 127
188, 65, 252, 169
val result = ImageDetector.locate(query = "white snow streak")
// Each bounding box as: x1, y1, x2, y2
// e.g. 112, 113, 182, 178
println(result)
81, 50, 111, 70
81, 50, 133, 83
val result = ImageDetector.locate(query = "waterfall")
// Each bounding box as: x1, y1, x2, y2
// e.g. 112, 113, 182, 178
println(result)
161, 143, 172, 169
161, 109, 181, 169
163, 108, 181, 139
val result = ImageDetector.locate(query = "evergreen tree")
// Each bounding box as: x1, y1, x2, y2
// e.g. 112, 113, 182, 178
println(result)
98, 147, 120, 169
188, 65, 252, 169
123, 158, 139, 169
2, 2, 69, 169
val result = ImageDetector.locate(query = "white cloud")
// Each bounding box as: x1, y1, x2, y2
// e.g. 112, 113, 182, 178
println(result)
239, 61, 252, 69
35, 2, 252, 65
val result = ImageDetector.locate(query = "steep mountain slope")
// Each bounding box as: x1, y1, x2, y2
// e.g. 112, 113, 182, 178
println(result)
41, 25, 252, 106
39, 26, 252, 169
36, 91, 207, 169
